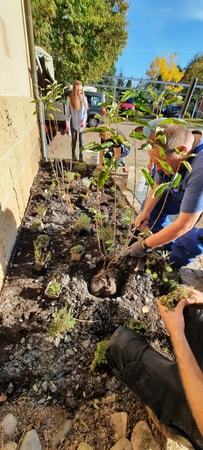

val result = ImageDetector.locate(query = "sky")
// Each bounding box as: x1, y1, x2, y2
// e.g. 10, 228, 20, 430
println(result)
116, 0, 203, 80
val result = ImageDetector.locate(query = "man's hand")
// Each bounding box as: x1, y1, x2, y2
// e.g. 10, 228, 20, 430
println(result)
157, 298, 186, 338
126, 241, 147, 258
187, 288, 203, 306
135, 211, 149, 231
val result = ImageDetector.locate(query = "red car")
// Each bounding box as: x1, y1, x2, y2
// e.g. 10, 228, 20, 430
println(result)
119, 96, 135, 113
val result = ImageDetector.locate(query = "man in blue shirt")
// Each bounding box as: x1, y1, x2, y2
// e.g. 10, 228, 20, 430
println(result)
128, 123, 203, 267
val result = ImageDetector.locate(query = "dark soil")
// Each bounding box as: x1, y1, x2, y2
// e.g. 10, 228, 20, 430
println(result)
0, 160, 181, 449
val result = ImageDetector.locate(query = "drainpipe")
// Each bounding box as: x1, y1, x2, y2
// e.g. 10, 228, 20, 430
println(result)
23, 0, 48, 159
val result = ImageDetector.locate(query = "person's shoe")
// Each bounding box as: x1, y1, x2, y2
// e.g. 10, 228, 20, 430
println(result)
72, 152, 77, 161
79, 152, 83, 162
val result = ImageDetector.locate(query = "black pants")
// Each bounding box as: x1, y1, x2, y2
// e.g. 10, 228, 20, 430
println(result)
70, 120, 84, 159
106, 306, 203, 449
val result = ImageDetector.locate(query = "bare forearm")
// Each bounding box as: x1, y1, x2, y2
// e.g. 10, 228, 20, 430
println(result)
171, 333, 203, 435
145, 211, 200, 249
145, 220, 185, 248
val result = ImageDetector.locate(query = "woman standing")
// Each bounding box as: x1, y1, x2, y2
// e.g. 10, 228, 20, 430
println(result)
65, 81, 88, 161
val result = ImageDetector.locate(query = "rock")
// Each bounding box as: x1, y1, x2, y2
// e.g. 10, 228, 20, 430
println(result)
131, 421, 160, 450
4, 443, 17, 450
77, 443, 93, 450
19, 429, 41, 450
110, 437, 132, 450
51, 419, 72, 448
1, 414, 17, 436
110, 411, 127, 440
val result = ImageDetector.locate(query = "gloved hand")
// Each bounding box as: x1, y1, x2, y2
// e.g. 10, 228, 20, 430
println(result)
127, 241, 147, 258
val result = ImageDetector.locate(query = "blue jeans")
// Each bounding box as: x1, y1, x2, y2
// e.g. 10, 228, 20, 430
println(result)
144, 192, 203, 267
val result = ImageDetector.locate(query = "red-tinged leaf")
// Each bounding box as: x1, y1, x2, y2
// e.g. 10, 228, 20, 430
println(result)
0, 393, 7, 403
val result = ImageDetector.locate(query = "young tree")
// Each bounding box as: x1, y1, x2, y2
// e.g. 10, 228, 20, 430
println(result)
31, 0, 129, 84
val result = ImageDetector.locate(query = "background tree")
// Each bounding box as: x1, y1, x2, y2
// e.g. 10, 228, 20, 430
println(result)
181, 53, 203, 85
146, 53, 184, 92
31, 0, 129, 85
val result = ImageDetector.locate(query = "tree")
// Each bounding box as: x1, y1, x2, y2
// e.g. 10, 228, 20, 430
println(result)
181, 53, 203, 85
146, 54, 184, 92
31, 0, 129, 85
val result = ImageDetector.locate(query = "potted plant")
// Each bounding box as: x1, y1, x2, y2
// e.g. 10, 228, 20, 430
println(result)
45, 281, 62, 299
70, 244, 84, 261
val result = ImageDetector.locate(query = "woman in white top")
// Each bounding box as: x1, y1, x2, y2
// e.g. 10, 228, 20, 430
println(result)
65, 80, 88, 161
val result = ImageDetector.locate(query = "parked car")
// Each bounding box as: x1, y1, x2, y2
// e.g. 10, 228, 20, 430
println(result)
119, 96, 135, 113
162, 105, 182, 118
85, 91, 106, 127
45, 91, 106, 141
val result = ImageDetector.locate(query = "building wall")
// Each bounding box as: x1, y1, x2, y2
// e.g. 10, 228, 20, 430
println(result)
0, 0, 41, 289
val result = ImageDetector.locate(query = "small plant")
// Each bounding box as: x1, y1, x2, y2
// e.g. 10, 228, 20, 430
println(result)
33, 234, 51, 270
90, 340, 108, 371
42, 189, 52, 200
31, 219, 44, 232
48, 307, 76, 337
81, 176, 94, 190
36, 205, 47, 217
45, 281, 62, 299
70, 244, 84, 255
160, 283, 190, 310
119, 208, 134, 226
129, 319, 149, 334
73, 214, 91, 232
64, 171, 76, 183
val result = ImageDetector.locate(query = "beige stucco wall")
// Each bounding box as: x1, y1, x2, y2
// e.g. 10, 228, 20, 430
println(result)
0, 1, 41, 289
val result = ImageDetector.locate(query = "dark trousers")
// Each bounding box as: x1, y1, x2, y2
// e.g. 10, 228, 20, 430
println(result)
70, 120, 84, 159
106, 306, 203, 449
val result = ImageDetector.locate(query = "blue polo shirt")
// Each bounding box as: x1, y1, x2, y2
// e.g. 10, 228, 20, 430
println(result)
154, 138, 203, 214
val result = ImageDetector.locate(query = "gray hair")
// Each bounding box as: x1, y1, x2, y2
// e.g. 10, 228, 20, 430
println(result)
154, 124, 194, 154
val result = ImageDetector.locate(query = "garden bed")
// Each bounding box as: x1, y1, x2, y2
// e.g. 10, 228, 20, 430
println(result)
0, 159, 184, 449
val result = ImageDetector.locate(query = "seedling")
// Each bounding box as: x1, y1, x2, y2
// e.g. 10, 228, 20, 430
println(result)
73, 214, 91, 232
31, 219, 44, 232
129, 319, 149, 334
36, 205, 47, 217
33, 234, 51, 270
90, 340, 108, 371
160, 283, 190, 310
48, 307, 76, 337
45, 281, 62, 299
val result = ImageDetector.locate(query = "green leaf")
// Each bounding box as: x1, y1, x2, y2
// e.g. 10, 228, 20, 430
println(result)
153, 182, 170, 197
156, 134, 166, 145
141, 168, 154, 189
156, 159, 174, 173
171, 173, 182, 188
182, 160, 192, 172
97, 170, 109, 189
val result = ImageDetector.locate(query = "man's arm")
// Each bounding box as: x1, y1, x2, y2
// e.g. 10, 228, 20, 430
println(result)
158, 298, 203, 435
144, 210, 201, 248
